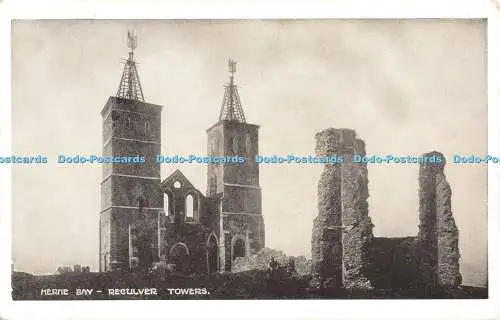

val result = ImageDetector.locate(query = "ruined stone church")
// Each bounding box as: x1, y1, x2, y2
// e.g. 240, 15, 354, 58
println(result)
99, 33, 264, 274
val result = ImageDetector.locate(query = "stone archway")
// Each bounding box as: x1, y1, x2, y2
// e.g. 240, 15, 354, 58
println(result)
169, 242, 190, 274
206, 233, 218, 274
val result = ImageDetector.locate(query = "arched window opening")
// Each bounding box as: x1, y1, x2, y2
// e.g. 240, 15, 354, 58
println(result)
111, 111, 120, 128
163, 193, 169, 216
186, 194, 194, 219
231, 136, 238, 154
174, 181, 181, 189
245, 133, 252, 155
233, 239, 245, 260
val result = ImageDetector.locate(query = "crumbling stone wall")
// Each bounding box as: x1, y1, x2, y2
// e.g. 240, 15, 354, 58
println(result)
340, 137, 373, 289
417, 152, 439, 285
435, 159, 462, 287
311, 137, 462, 290
311, 130, 344, 287
417, 151, 461, 288
311, 128, 373, 289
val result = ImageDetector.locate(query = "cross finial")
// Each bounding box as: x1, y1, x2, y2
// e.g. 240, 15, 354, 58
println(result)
228, 58, 236, 77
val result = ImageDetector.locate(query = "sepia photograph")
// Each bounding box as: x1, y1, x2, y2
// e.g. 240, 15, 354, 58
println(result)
8, 18, 489, 303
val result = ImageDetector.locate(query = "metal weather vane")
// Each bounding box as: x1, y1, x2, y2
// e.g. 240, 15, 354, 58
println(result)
219, 58, 246, 123
116, 30, 145, 102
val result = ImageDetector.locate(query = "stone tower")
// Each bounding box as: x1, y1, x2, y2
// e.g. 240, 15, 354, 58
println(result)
99, 32, 163, 272
206, 59, 265, 271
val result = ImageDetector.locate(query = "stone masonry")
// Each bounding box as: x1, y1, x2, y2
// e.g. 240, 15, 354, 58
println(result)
311, 128, 373, 289
99, 48, 264, 275
340, 139, 374, 289
417, 151, 461, 288
312, 132, 462, 290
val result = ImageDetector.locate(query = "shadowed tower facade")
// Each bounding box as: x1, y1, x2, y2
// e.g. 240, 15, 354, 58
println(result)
99, 31, 163, 272
206, 59, 265, 271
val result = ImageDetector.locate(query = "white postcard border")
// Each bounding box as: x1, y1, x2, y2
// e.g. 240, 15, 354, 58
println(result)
0, 0, 498, 319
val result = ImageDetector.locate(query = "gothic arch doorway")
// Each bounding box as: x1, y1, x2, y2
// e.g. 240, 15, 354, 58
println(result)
206, 233, 218, 274
169, 242, 190, 274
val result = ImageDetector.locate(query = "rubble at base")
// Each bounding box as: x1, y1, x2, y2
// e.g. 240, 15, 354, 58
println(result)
232, 248, 312, 275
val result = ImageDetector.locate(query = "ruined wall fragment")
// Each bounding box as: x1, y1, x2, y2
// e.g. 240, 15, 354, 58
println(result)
417, 153, 439, 286
435, 166, 462, 287
417, 151, 461, 288
311, 128, 373, 289
341, 137, 374, 289
311, 129, 343, 287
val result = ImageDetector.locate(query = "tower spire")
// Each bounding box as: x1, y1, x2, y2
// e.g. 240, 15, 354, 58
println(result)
116, 30, 145, 102
219, 58, 246, 123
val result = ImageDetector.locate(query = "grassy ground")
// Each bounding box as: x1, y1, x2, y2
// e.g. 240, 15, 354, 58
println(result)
11, 271, 487, 300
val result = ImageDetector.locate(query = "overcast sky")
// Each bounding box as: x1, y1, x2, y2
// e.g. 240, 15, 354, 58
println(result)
11, 19, 487, 286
